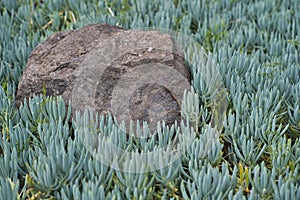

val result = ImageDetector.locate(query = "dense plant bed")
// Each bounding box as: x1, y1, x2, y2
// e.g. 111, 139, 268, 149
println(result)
0, 0, 299, 199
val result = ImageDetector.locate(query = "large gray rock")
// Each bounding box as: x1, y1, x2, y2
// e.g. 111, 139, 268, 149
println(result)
16, 24, 191, 132
16, 24, 122, 107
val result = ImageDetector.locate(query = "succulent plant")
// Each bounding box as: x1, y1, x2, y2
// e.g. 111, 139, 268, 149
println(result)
0, 0, 299, 199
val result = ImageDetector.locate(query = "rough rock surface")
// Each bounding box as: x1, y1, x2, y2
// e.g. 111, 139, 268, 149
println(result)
16, 24, 122, 107
16, 24, 191, 132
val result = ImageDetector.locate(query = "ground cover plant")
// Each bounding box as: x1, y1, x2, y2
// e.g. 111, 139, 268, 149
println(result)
0, 0, 300, 199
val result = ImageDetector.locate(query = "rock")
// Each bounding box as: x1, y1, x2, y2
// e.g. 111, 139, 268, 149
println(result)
16, 24, 191, 133
16, 24, 123, 107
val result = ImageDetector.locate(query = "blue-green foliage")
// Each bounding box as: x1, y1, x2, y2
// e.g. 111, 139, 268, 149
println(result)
0, 0, 300, 199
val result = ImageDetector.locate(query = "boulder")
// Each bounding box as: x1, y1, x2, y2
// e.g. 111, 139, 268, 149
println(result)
16, 24, 122, 107
16, 24, 191, 132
